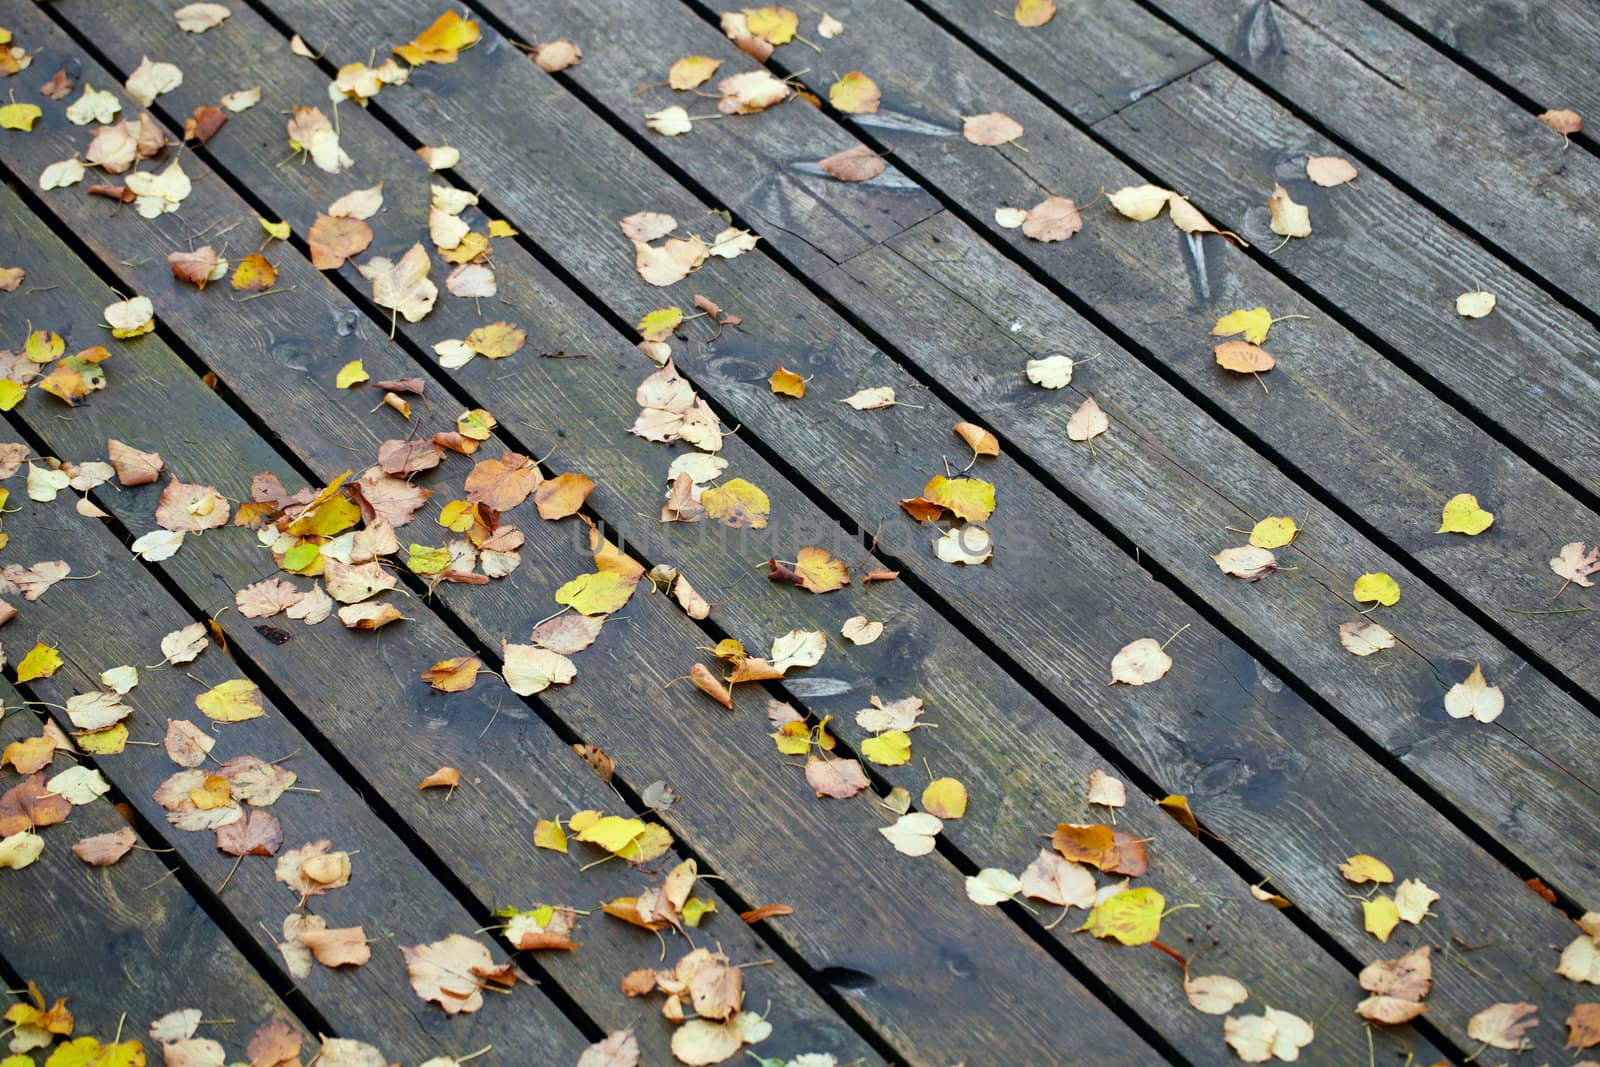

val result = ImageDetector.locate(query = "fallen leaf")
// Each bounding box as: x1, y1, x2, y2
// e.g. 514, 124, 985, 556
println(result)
1352, 572, 1400, 607
1467, 1002, 1538, 1051
1305, 155, 1358, 187
1066, 396, 1108, 442
804, 756, 869, 798
1438, 492, 1494, 535
1364, 895, 1400, 941
1338, 620, 1394, 656
125, 57, 183, 107
400, 934, 508, 1015
1552, 541, 1600, 588
1185, 972, 1248, 1015
1539, 108, 1583, 145
1213, 545, 1277, 581
1339, 854, 1393, 885
963, 112, 1024, 146
879, 811, 942, 856
1443, 662, 1504, 724
818, 144, 884, 182
1022, 195, 1081, 242
1267, 184, 1310, 238
966, 867, 1021, 905
1214, 341, 1275, 374
1109, 637, 1171, 685
1086, 769, 1126, 808
1079, 885, 1163, 944
1018, 847, 1096, 908
532, 39, 582, 73
828, 70, 879, 114
1456, 288, 1496, 318
1356, 945, 1431, 1025
73, 826, 137, 866
1013, 0, 1056, 26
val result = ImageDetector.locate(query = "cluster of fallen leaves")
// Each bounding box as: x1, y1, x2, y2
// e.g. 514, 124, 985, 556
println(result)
4, 5, 1599, 1066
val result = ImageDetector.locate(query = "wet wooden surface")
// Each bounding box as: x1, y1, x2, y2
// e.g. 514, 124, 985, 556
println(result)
0, 0, 1596, 1064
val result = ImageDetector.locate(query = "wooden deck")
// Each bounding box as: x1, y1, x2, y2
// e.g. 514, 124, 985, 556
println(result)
0, 0, 1596, 1063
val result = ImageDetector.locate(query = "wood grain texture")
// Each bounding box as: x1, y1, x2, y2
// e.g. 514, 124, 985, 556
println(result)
0, 187, 869, 1067
927, 0, 1600, 511
43, 0, 1580, 1055
1385, 0, 1600, 125
1124, 0, 1600, 322
0, 695, 312, 1062
4, 8, 1153, 1063
498, 0, 1600, 921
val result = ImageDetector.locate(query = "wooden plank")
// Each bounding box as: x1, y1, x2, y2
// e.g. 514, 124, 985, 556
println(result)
0, 696, 316, 1063
0, 193, 874, 1067
0, 12, 1163, 1065
924, 0, 1600, 513
3, 6, 1440, 1062
1382, 0, 1600, 130
509, 0, 1600, 906
770, 0, 1600, 694
30, 0, 1581, 1057
1109, 0, 1600, 324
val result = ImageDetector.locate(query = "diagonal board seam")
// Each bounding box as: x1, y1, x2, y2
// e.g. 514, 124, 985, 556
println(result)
648, 0, 1600, 744
1, 23, 1171, 1060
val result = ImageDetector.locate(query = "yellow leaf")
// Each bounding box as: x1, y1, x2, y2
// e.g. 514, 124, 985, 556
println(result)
769, 366, 806, 398
1338, 853, 1394, 885
16, 643, 63, 682
230, 253, 278, 293
0, 380, 26, 411
1079, 886, 1164, 945
921, 475, 995, 522
1437, 492, 1494, 535
394, 10, 480, 65
860, 729, 911, 766
921, 777, 967, 819
533, 819, 567, 852
615, 823, 674, 863
0, 103, 42, 131
1352, 572, 1400, 607
335, 360, 368, 388
702, 478, 770, 529
744, 6, 798, 43
259, 217, 291, 240
637, 306, 683, 342
1211, 307, 1273, 345
77, 723, 129, 755
487, 219, 518, 238
669, 55, 721, 90
828, 71, 880, 114
576, 814, 645, 854
1214, 341, 1275, 374
196, 678, 265, 722
792, 546, 849, 593
26, 330, 64, 363
1363, 895, 1400, 941
555, 570, 637, 616
1013, 0, 1056, 26
284, 473, 359, 537
408, 544, 451, 575
1249, 516, 1298, 548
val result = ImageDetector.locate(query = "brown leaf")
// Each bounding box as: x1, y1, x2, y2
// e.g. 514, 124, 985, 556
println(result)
0, 775, 71, 836
1356, 945, 1432, 1026
400, 934, 510, 1015
465, 452, 541, 511
818, 144, 885, 182
1022, 195, 1082, 242
301, 925, 371, 968
72, 826, 137, 866
308, 213, 374, 270
804, 756, 869, 798
216, 809, 283, 857
691, 663, 732, 709
108, 439, 163, 485
418, 766, 462, 790
739, 903, 794, 924
1467, 1002, 1538, 1050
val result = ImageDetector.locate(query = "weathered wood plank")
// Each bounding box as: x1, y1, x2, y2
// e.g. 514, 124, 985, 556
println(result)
0, 191, 873, 1066
924, 0, 1600, 512
37, 0, 1587, 1055
1111, 0, 1600, 323
1384, 0, 1600, 129
509, 0, 1600, 911
1, 11, 1164, 1063
0, 696, 315, 1063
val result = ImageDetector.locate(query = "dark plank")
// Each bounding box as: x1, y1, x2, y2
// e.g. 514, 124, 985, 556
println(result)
49, 0, 1584, 1056
803, 0, 1600, 696
0, 696, 313, 1063
1119, 0, 1600, 323
1385, 0, 1600, 129
925, 0, 1600, 516
0, 10, 1158, 1063
0, 193, 870, 1067
513, 0, 1600, 914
